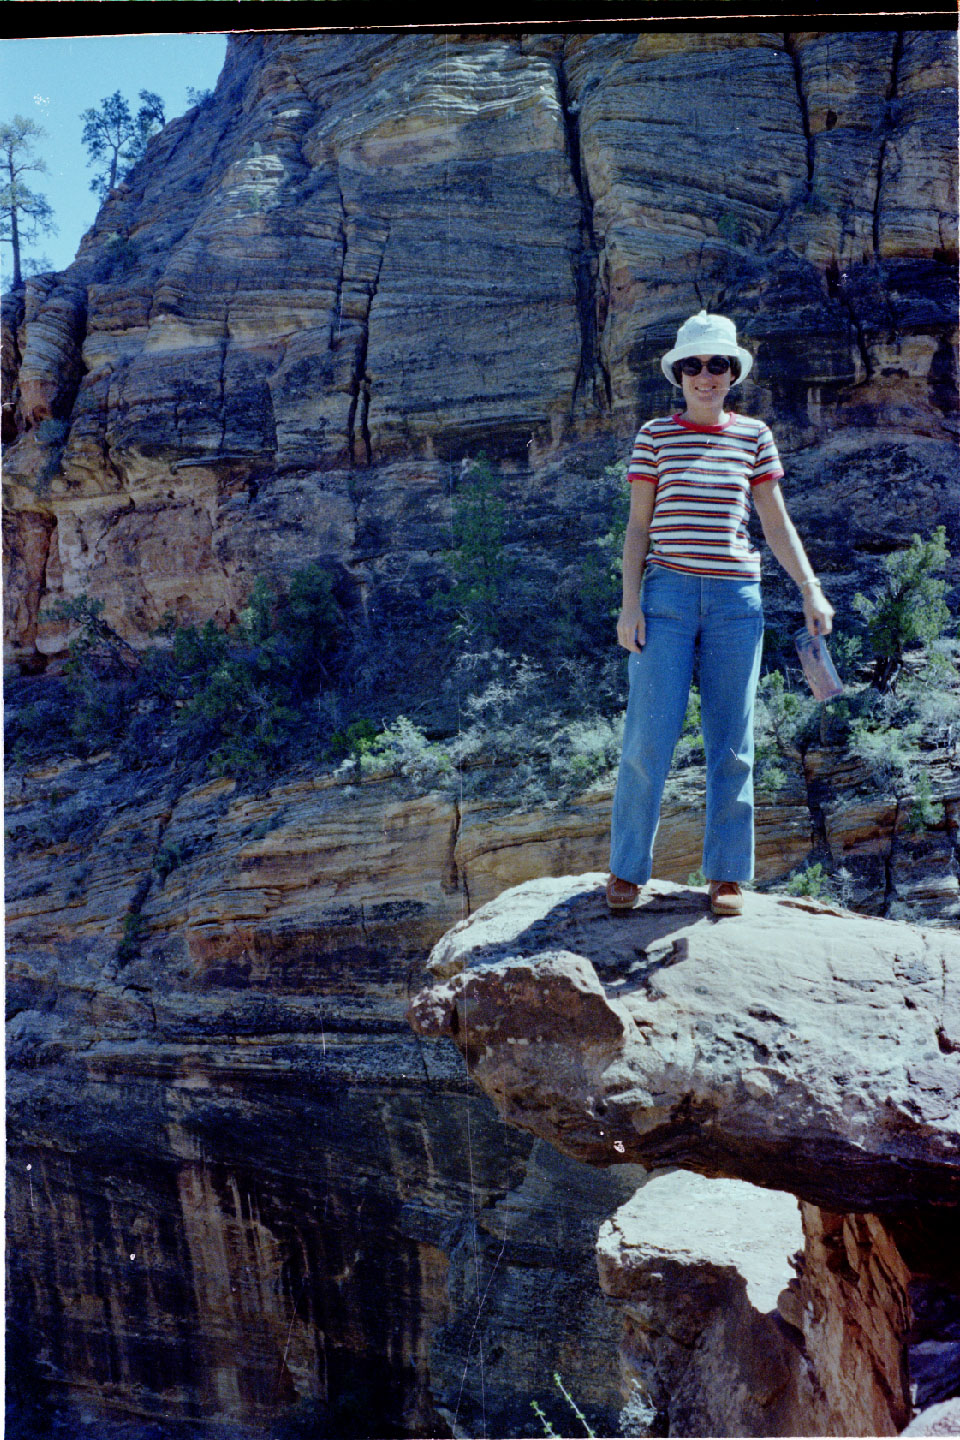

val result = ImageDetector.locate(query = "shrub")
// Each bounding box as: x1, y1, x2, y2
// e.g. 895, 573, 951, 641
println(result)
117, 910, 145, 963
754, 669, 820, 775
848, 716, 923, 792
15, 567, 344, 785
906, 771, 945, 832
853, 526, 954, 692
35, 417, 70, 445
44, 595, 140, 753
328, 718, 380, 770
783, 862, 828, 898
440, 455, 514, 644
153, 841, 185, 883
451, 653, 555, 774
548, 713, 624, 796
674, 685, 705, 766
578, 462, 630, 621
530, 1373, 596, 1440
353, 716, 453, 786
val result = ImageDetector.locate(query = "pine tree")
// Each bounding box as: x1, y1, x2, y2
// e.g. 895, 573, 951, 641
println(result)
80, 89, 166, 200
0, 115, 57, 287
854, 526, 953, 692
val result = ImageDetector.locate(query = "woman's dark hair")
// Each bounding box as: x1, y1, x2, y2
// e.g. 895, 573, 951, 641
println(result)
672, 355, 742, 386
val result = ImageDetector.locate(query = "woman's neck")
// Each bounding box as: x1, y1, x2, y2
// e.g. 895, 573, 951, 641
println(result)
682, 401, 729, 427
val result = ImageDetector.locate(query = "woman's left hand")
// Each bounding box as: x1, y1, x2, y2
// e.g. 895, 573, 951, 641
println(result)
803, 582, 835, 636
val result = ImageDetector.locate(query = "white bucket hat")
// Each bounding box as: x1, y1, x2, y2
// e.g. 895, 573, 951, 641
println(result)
660, 309, 754, 386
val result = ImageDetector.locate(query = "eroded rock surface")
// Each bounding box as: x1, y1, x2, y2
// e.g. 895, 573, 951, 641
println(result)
3, 30, 957, 671
598, 1172, 807, 1437
410, 874, 960, 1211
410, 872, 960, 1434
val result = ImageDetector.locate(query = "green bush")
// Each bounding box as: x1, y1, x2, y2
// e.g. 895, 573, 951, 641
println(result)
10, 566, 344, 785
906, 771, 945, 832
754, 669, 821, 783
328, 717, 380, 770
117, 910, 145, 963
531, 1373, 596, 1440
548, 713, 624, 797
440, 454, 514, 643
783, 862, 828, 898
353, 716, 453, 786
143, 564, 342, 782
848, 715, 923, 792
854, 526, 954, 692
35, 417, 70, 445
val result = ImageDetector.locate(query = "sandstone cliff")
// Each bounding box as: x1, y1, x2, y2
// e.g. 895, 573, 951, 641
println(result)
3, 29, 957, 670
4, 24, 959, 1439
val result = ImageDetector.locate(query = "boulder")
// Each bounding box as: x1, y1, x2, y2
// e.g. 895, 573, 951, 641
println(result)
410, 874, 960, 1213
410, 871, 960, 1434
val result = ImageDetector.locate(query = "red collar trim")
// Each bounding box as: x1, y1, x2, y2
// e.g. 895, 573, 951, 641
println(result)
672, 411, 737, 433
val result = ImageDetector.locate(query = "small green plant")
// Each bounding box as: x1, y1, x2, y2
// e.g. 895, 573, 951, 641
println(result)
117, 910, 145, 963
854, 526, 953, 692
35, 418, 70, 445
582, 462, 631, 615
531, 1373, 596, 1439
848, 715, 923, 792
717, 210, 752, 247
552, 1373, 595, 1439
531, 1400, 557, 1437
103, 231, 140, 276
906, 771, 945, 832
784, 862, 828, 898
441, 455, 514, 643
46, 595, 139, 752
548, 714, 624, 797
328, 717, 380, 771
153, 841, 185, 883
674, 685, 705, 766
354, 716, 453, 786
755, 670, 821, 766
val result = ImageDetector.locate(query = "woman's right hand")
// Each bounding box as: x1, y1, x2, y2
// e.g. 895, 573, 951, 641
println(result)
802, 581, 835, 637
617, 603, 645, 652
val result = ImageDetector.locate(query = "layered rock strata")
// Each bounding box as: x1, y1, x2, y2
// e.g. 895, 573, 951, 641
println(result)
410, 872, 960, 1434
5, 725, 960, 1432
2, 29, 957, 672
5, 757, 645, 1436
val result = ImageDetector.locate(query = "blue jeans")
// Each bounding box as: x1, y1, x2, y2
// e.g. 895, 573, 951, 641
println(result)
609, 565, 765, 885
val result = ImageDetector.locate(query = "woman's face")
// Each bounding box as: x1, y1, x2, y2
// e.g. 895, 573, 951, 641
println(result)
680, 354, 734, 411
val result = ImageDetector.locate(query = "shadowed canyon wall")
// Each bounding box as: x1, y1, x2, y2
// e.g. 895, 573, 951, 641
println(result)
3, 24, 959, 1438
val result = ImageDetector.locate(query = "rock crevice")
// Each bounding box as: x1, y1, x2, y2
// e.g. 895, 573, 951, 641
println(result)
556, 42, 611, 418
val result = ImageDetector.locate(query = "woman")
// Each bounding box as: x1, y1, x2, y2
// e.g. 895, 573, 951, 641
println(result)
606, 310, 834, 917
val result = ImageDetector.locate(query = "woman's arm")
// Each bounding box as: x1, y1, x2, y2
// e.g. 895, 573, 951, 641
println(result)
616, 481, 657, 652
753, 479, 835, 635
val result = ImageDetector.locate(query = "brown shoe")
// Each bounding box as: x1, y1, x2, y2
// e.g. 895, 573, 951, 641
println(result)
709, 880, 743, 917
606, 874, 640, 912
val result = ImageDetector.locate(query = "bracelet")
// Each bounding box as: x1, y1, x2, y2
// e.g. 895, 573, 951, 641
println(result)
800, 578, 822, 591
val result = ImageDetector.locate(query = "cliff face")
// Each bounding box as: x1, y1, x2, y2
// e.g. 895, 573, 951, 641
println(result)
3, 25, 959, 1439
3, 30, 958, 671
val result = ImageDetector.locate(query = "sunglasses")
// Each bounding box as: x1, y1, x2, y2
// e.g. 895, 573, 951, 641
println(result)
678, 356, 733, 376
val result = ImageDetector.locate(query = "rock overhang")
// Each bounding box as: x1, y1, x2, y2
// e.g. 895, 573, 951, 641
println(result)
408, 873, 960, 1214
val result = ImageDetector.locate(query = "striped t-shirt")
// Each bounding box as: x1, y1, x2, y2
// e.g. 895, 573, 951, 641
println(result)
628, 412, 784, 580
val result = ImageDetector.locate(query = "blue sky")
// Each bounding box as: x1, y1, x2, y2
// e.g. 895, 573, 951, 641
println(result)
1, 31, 229, 278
